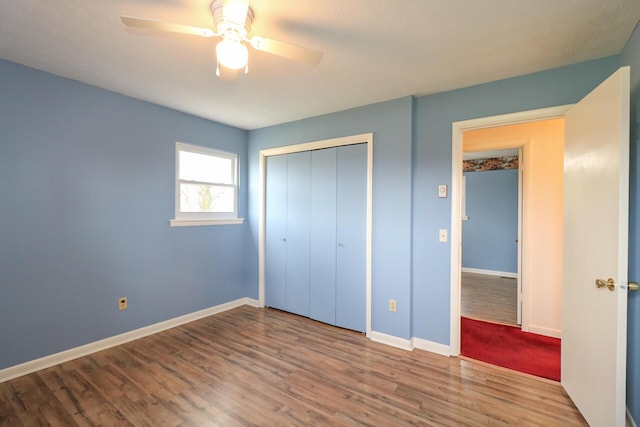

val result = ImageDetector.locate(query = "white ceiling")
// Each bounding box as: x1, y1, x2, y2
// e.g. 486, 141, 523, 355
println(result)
1, 1, 639, 130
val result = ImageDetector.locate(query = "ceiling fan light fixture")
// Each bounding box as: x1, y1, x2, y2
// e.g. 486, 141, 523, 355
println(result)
216, 39, 248, 70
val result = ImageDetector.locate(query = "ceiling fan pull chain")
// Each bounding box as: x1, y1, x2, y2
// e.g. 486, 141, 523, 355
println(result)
216, 61, 221, 77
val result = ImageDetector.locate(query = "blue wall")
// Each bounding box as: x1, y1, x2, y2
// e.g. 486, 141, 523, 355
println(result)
248, 97, 415, 339
462, 169, 518, 273
621, 20, 640, 424
0, 60, 250, 369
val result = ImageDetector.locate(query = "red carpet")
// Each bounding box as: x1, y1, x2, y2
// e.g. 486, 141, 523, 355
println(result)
460, 317, 561, 381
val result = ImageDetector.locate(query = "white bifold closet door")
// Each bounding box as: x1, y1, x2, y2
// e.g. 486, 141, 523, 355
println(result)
265, 143, 366, 332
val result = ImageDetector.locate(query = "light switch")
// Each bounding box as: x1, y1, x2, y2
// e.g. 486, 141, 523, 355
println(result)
439, 229, 448, 242
438, 184, 447, 198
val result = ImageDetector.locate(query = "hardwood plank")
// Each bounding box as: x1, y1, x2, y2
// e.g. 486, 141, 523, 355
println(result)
462, 272, 518, 325
0, 306, 586, 426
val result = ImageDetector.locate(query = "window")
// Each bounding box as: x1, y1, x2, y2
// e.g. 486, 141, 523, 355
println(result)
170, 142, 243, 226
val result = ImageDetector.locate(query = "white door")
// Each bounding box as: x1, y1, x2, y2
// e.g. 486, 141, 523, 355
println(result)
562, 66, 630, 427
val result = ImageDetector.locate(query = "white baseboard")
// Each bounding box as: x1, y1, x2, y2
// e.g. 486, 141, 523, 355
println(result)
243, 297, 261, 308
0, 297, 259, 383
368, 331, 413, 351
462, 267, 517, 278
412, 338, 451, 356
526, 324, 561, 339
627, 407, 638, 427
368, 332, 452, 358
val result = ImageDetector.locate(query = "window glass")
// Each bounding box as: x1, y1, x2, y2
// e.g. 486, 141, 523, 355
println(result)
179, 183, 234, 213
178, 151, 234, 184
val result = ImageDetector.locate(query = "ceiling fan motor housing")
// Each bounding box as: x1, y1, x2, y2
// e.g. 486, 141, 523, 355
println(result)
210, 0, 254, 42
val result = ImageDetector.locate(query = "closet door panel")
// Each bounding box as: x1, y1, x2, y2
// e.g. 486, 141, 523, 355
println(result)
285, 151, 311, 317
335, 144, 367, 332
309, 148, 337, 325
265, 154, 288, 310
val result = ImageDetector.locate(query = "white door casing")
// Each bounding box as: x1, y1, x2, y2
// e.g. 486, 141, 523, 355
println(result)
561, 66, 630, 427
517, 147, 523, 326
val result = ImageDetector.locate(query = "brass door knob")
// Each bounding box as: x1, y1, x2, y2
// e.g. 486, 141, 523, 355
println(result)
630, 282, 639, 291
595, 278, 616, 291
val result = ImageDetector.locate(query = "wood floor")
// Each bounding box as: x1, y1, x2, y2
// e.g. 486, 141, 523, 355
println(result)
0, 305, 586, 426
461, 272, 518, 326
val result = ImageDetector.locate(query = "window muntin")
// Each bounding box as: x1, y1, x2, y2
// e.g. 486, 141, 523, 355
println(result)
175, 142, 238, 220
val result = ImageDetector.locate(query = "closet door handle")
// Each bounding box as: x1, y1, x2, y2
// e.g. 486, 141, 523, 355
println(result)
282, 238, 287, 242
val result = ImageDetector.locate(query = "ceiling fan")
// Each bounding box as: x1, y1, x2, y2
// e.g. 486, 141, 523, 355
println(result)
121, 0, 323, 79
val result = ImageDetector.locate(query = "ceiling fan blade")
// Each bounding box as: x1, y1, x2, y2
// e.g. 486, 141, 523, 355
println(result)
120, 15, 216, 38
249, 36, 323, 65
222, 0, 250, 25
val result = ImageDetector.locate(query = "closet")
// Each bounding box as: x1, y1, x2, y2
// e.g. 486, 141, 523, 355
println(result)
265, 143, 367, 332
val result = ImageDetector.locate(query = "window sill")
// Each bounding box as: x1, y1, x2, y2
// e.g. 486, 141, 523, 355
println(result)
170, 218, 245, 227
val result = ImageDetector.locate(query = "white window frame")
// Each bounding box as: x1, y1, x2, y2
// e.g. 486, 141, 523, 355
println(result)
170, 142, 244, 227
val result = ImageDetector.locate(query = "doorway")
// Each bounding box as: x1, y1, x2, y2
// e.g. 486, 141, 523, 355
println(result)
449, 105, 570, 356
460, 147, 521, 327
455, 117, 565, 380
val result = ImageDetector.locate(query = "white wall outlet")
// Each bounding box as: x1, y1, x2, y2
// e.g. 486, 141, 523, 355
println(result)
439, 229, 448, 242
118, 297, 128, 311
438, 184, 447, 198
389, 299, 397, 312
